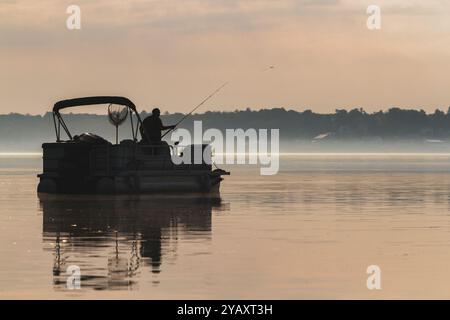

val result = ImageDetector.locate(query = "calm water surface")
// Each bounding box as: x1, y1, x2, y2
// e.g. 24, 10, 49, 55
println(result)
2, 154, 450, 299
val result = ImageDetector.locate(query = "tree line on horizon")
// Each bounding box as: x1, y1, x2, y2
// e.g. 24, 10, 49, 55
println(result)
2, 107, 450, 150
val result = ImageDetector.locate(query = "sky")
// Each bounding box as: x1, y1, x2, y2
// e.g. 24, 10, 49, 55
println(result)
1, 0, 450, 114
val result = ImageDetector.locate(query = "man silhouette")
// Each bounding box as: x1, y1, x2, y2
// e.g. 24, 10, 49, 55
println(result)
141, 108, 175, 143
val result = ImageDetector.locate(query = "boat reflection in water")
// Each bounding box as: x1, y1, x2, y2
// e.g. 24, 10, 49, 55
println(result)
39, 194, 224, 291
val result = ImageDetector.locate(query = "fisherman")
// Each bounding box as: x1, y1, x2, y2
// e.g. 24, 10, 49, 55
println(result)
141, 108, 176, 143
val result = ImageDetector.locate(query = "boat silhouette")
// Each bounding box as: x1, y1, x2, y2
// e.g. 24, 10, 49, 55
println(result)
37, 96, 229, 195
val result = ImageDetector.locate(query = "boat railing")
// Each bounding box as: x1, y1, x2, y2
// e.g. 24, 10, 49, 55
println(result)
88, 142, 212, 177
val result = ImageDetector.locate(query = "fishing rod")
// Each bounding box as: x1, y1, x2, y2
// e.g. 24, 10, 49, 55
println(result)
161, 65, 275, 139
161, 81, 229, 139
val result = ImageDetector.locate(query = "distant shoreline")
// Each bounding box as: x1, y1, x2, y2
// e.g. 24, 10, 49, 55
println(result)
3, 108, 450, 152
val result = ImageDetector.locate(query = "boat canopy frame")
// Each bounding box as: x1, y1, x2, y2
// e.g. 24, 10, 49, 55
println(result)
52, 96, 146, 142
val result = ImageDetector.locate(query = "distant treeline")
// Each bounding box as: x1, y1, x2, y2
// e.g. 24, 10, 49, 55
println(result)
2, 107, 450, 151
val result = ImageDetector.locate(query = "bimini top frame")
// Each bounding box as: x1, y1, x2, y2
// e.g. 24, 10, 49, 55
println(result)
52, 96, 146, 142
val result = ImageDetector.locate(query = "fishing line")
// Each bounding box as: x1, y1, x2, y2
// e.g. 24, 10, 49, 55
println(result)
161, 65, 276, 139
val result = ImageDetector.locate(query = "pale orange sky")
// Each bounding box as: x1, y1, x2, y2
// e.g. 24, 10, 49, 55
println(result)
2, 0, 450, 114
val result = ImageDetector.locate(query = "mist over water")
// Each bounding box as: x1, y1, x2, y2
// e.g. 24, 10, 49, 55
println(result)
2, 154, 450, 298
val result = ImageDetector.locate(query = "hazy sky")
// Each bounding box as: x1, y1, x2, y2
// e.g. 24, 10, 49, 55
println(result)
2, 0, 450, 114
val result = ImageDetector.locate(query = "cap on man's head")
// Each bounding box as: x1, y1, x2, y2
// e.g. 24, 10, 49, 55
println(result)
152, 108, 161, 115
